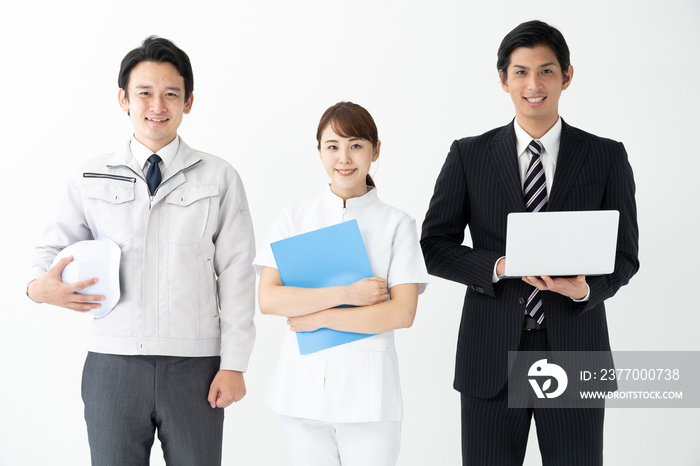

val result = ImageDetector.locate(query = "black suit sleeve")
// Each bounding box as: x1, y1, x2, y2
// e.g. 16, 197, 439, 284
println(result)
573, 141, 639, 315
421, 140, 502, 297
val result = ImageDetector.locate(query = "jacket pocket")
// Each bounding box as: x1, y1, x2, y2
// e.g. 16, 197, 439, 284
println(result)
165, 185, 220, 244
199, 253, 220, 339
166, 244, 220, 340
81, 181, 136, 245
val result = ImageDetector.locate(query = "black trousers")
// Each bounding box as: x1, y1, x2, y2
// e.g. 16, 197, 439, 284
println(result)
460, 330, 605, 466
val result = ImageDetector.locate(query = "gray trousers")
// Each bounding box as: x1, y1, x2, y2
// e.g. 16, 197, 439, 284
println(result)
81, 352, 224, 466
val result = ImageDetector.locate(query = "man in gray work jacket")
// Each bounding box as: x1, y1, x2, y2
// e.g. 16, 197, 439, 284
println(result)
27, 36, 256, 466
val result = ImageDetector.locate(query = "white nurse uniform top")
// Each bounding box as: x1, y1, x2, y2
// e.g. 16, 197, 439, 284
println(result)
254, 185, 429, 423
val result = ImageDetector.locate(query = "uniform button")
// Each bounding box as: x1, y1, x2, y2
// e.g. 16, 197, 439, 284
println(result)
519, 297, 526, 304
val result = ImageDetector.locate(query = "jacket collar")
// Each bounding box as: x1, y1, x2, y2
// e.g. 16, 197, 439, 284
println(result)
107, 141, 144, 178
488, 118, 588, 212
106, 137, 203, 202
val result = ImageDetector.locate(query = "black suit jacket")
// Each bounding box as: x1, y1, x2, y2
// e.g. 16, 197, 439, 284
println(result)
420, 119, 639, 398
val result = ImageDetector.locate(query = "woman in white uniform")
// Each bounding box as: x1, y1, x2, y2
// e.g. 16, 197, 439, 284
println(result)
254, 101, 428, 466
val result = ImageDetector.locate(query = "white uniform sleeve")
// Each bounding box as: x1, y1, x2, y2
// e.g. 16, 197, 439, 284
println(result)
252, 208, 291, 275
386, 217, 429, 294
214, 169, 257, 371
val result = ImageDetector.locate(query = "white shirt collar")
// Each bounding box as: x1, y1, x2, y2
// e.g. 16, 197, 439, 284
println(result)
130, 136, 180, 173
514, 117, 562, 164
322, 184, 378, 209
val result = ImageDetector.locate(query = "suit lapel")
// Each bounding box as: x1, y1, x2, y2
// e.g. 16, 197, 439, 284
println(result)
548, 120, 588, 211
489, 122, 526, 213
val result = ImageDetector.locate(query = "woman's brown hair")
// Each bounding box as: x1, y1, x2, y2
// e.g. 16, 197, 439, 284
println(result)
316, 101, 378, 187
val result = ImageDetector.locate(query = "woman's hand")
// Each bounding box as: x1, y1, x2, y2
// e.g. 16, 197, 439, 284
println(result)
287, 282, 419, 334
259, 268, 388, 317
287, 313, 323, 333
286, 277, 389, 332
345, 277, 389, 306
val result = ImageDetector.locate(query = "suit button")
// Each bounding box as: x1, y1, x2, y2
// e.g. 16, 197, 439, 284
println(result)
519, 297, 526, 304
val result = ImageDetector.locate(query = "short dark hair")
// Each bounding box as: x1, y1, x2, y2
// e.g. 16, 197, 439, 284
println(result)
118, 36, 194, 101
497, 20, 570, 81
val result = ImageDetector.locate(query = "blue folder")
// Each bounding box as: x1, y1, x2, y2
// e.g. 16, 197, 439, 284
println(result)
270, 219, 376, 355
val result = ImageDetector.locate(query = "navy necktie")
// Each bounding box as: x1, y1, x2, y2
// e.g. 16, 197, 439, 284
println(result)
146, 154, 162, 196
524, 140, 547, 324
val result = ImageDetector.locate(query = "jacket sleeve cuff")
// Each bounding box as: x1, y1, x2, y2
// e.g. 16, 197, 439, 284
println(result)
220, 352, 251, 372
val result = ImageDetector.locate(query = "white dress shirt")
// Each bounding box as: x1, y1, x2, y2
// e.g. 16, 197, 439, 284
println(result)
494, 117, 589, 301
514, 117, 561, 195
130, 135, 180, 178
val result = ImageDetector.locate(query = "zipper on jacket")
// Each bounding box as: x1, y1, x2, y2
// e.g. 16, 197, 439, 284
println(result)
83, 172, 137, 183
150, 159, 203, 197
107, 159, 203, 208
105, 166, 146, 185
342, 207, 347, 222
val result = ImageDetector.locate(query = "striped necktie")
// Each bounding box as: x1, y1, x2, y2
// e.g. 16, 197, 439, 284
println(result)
523, 139, 547, 324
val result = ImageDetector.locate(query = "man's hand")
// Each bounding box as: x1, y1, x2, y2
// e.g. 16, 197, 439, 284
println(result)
522, 275, 588, 300
27, 256, 105, 311
207, 370, 246, 408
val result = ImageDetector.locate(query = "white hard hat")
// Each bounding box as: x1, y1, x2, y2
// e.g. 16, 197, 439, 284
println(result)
50, 237, 121, 319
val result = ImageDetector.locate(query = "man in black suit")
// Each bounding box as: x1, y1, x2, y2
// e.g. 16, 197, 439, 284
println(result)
421, 20, 639, 465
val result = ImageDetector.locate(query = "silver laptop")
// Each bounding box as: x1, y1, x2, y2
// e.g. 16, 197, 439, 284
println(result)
503, 210, 619, 278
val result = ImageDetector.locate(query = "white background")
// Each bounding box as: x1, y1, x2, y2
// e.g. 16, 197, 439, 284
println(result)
1, 0, 699, 464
